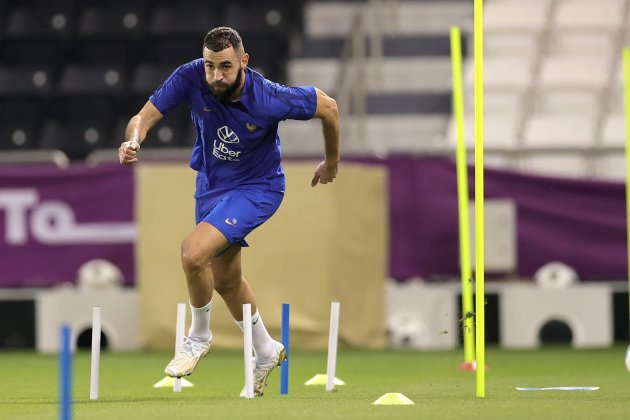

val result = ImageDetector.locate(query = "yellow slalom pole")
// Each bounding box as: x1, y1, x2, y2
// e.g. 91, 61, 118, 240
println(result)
624, 47, 630, 334
473, 0, 486, 398
450, 26, 475, 365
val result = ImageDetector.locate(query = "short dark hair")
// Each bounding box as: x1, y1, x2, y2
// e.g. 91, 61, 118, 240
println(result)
203, 27, 243, 53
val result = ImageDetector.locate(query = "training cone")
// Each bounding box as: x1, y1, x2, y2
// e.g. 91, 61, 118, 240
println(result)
457, 361, 489, 372
153, 377, 194, 388
458, 361, 476, 371
304, 374, 346, 386
372, 393, 415, 405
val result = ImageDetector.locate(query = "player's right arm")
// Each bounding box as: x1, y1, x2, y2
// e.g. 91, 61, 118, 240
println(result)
118, 101, 164, 165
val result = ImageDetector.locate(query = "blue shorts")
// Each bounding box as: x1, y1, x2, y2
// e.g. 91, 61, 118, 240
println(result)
195, 175, 284, 247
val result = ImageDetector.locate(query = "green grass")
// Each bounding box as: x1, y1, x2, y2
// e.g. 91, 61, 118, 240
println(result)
2, 346, 630, 419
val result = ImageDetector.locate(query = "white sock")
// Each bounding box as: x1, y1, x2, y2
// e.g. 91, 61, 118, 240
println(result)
235, 310, 275, 361
188, 300, 212, 343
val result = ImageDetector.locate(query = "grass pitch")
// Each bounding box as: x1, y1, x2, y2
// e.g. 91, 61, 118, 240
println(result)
2, 346, 629, 419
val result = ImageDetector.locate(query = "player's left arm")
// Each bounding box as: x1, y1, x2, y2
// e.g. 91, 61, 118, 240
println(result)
311, 88, 340, 187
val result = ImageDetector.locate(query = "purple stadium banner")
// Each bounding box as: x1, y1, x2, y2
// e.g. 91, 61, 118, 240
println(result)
0, 163, 134, 287
1, 157, 625, 287
348, 156, 627, 281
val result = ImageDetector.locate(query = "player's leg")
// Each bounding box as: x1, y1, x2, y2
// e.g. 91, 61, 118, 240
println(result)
211, 244, 286, 396
180, 221, 229, 307
211, 244, 256, 319
164, 222, 228, 378
212, 245, 278, 361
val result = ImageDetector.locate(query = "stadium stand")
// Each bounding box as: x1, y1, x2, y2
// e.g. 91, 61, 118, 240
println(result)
0, 0, 627, 180
456, 0, 630, 179
0, 0, 302, 161
282, 0, 472, 156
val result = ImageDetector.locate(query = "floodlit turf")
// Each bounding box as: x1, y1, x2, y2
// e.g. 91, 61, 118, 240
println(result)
2, 346, 630, 419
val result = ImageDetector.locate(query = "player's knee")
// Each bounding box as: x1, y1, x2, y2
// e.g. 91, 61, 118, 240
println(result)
180, 240, 208, 274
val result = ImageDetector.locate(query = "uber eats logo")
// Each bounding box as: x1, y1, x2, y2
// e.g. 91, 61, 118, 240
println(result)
213, 126, 241, 161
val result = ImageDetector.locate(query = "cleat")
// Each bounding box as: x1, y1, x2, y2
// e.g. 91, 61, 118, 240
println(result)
165, 336, 211, 378
240, 341, 286, 397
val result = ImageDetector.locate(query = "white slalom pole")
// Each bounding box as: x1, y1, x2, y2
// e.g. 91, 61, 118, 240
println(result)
326, 301, 340, 392
173, 302, 186, 392
243, 303, 254, 399
90, 305, 101, 400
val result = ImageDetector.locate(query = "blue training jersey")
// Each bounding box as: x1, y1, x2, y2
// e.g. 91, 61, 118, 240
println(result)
149, 60, 317, 196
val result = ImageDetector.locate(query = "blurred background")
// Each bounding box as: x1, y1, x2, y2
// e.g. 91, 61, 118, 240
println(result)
0, 0, 628, 353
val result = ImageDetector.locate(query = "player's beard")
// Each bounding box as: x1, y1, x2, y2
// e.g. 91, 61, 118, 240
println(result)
207, 66, 243, 102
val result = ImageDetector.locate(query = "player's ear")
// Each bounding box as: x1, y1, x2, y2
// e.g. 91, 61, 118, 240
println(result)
241, 53, 249, 68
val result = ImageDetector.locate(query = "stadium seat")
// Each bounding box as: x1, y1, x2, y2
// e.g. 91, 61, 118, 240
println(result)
277, 118, 326, 156
242, 36, 288, 82
464, 90, 525, 117
304, 1, 472, 37
69, 39, 136, 68
522, 113, 596, 148
0, 98, 45, 150
141, 38, 204, 67
111, 103, 191, 149
148, 1, 220, 38
75, 0, 150, 38
374, 58, 453, 93
483, 32, 540, 59
298, 33, 459, 59
222, 2, 295, 82
518, 153, 592, 179
394, 1, 472, 35
607, 87, 624, 115
533, 90, 601, 115
600, 114, 625, 147
538, 56, 609, 89
223, 3, 292, 37
4, 0, 77, 39
37, 117, 111, 160
0, 38, 68, 68
55, 97, 116, 122
595, 152, 626, 180
366, 92, 451, 115
287, 59, 341, 93
1, 0, 77, 67
0, 65, 53, 97
536, 56, 608, 117
553, 0, 625, 32
303, 2, 364, 37
126, 63, 182, 123
130, 63, 180, 97
462, 56, 532, 119
546, 32, 615, 58
0, 116, 40, 151
288, 58, 452, 94
297, 114, 446, 156
37, 95, 116, 159
464, 57, 534, 91
608, 61, 626, 113
362, 115, 449, 154
58, 64, 126, 96
446, 114, 521, 150
484, 0, 552, 33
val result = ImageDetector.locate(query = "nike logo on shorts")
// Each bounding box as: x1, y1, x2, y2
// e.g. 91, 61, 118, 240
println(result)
225, 218, 237, 227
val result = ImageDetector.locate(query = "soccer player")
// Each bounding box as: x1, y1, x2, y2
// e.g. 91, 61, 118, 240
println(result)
118, 27, 339, 396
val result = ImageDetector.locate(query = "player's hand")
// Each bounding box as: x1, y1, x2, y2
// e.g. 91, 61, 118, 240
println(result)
311, 160, 338, 187
118, 140, 140, 165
